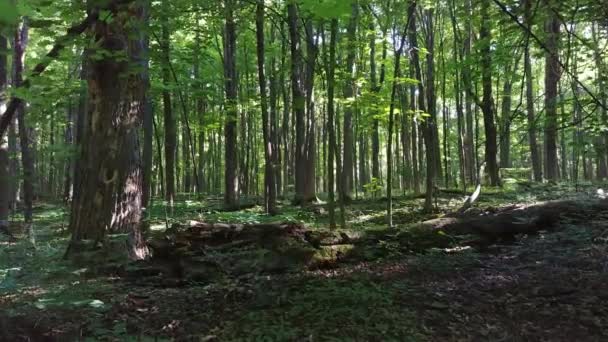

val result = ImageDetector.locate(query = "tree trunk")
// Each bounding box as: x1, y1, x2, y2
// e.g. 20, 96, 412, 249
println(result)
543, 0, 560, 182
161, 0, 176, 204
409, 3, 435, 212
256, 0, 277, 214
67, 0, 150, 260
592, 23, 608, 180
223, 0, 239, 209
463, 0, 475, 184
499, 71, 513, 168
341, 2, 358, 202
480, 0, 500, 186
287, 4, 312, 205
0, 33, 9, 232
141, 1, 153, 209
327, 19, 338, 229
524, 0, 542, 182
410, 64, 421, 195
303, 21, 318, 203
14, 18, 35, 243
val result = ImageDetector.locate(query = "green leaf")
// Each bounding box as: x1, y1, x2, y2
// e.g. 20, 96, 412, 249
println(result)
0, 0, 18, 25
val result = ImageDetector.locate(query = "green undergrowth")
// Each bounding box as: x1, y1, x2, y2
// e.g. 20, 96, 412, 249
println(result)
1, 182, 605, 340
220, 276, 424, 341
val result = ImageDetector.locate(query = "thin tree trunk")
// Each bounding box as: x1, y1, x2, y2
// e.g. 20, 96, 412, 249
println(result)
142, 1, 153, 209
480, 0, 500, 186
524, 0, 542, 182
256, 0, 277, 214
342, 2, 358, 202
14, 18, 35, 243
223, 0, 239, 209
162, 0, 176, 204
0, 32, 9, 232
543, 0, 560, 182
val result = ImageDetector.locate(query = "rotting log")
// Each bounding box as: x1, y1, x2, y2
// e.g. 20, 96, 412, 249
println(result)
418, 199, 608, 240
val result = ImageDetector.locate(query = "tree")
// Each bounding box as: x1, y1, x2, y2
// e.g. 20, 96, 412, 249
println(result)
0, 32, 8, 232
480, 0, 500, 186
327, 19, 338, 229
161, 0, 176, 204
524, 0, 542, 182
287, 2, 315, 205
341, 2, 358, 201
256, 0, 277, 214
223, 0, 239, 209
408, 2, 435, 212
67, 0, 150, 260
13, 16, 35, 243
543, 0, 560, 182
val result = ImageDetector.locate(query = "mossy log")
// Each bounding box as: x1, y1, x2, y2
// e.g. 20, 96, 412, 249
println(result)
143, 222, 362, 282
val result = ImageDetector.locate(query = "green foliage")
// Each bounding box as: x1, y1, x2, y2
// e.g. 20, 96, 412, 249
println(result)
300, 0, 354, 19
0, 0, 18, 25
363, 177, 383, 194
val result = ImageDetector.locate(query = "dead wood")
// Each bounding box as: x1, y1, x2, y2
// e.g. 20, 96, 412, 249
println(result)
419, 199, 608, 240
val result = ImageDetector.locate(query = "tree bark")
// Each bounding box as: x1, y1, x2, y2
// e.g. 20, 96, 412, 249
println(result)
14, 18, 36, 243
141, 1, 153, 209
409, 3, 434, 212
342, 2, 358, 201
480, 0, 500, 186
256, 0, 277, 214
161, 0, 176, 204
67, 0, 150, 260
287, 4, 313, 204
223, 0, 239, 209
543, 0, 560, 182
524, 0, 542, 182
327, 19, 338, 229
463, 0, 476, 184
0, 32, 9, 232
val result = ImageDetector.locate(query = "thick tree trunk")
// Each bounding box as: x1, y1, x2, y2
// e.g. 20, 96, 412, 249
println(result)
67, 0, 150, 260
543, 0, 560, 182
223, 0, 239, 209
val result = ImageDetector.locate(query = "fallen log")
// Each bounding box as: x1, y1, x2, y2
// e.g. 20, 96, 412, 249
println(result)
143, 222, 362, 281
418, 198, 608, 241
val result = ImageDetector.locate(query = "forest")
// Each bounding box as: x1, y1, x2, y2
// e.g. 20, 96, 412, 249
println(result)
0, 0, 608, 340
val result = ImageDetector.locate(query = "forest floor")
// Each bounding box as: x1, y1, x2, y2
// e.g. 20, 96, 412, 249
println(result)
1, 182, 608, 341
